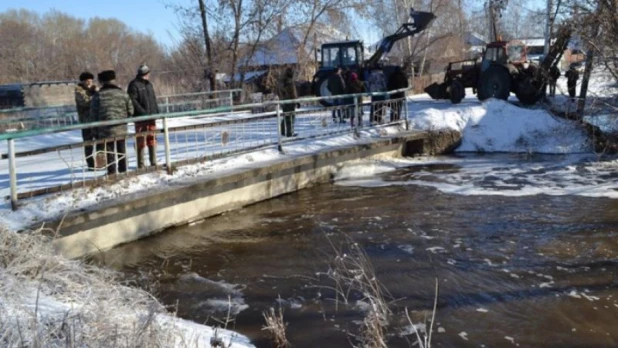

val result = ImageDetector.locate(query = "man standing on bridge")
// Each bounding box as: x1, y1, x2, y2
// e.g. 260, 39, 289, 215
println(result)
277, 67, 298, 137
91, 70, 133, 175
75, 72, 98, 170
327, 66, 346, 124
128, 64, 160, 168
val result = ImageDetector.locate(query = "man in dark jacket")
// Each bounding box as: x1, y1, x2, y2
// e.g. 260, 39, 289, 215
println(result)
387, 67, 409, 121
565, 65, 579, 100
128, 64, 160, 168
548, 65, 560, 97
91, 70, 133, 175
327, 66, 346, 123
278, 67, 298, 137
74, 71, 98, 169
347, 72, 365, 126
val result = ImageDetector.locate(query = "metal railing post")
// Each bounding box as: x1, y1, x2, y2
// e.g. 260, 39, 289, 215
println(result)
165, 97, 170, 114
276, 101, 283, 153
404, 90, 410, 130
163, 117, 172, 174
354, 97, 359, 129
8, 139, 18, 211
229, 90, 234, 108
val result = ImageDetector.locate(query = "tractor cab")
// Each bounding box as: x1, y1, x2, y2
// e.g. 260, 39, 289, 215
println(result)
318, 40, 364, 70
481, 40, 528, 72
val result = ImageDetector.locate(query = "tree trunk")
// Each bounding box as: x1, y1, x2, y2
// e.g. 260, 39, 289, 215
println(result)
229, 0, 243, 90
577, 48, 595, 115
198, 0, 216, 92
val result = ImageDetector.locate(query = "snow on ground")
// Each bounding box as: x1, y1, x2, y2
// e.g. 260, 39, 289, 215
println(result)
0, 228, 254, 348
0, 125, 402, 232
556, 66, 618, 98
408, 95, 591, 154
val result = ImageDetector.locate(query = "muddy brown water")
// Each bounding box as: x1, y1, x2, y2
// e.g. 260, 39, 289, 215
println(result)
97, 154, 618, 348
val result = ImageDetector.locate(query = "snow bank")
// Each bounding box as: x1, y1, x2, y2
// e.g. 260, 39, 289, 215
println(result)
409, 98, 591, 153
0, 227, 254, 348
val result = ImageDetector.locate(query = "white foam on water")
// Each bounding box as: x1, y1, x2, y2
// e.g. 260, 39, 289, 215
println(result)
335, 154, 618, 199
398, 245, 415, 255
459, 331, 469, 340
426, 246, 446, 254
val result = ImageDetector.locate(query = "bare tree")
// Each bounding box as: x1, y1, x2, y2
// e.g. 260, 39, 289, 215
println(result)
198, 0, 217, 92
0, 9, 165, 85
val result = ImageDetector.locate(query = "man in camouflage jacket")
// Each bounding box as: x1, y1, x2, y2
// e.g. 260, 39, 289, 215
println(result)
90, 70, 133, 174
75, 72, 97, 169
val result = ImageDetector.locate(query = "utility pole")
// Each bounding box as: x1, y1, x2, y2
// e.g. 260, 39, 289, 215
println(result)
543, 0, 553, 56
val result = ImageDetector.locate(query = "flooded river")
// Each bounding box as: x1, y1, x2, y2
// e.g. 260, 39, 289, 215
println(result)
98, 153, 618, 347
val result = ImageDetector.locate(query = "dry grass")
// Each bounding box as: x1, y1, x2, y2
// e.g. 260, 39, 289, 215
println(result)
0, 227, 247, 348
404, 278, 439, 348
323, 235, 392, 348
320, 234, 438, 348
261, 298, 290, 348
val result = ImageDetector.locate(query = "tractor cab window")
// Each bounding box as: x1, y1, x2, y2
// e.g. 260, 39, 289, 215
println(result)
484, 46, 506, 64
507, 44, 525, 62
322, 47, 340, 68
484, 47, 497, 62
342, 46, 358, 66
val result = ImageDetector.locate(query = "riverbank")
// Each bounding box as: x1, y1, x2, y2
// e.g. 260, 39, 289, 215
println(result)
0, 227, 254, 348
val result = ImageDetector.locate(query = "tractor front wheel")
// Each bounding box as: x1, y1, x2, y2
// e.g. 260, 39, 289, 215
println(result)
478, 66, 511, 101
450, 80, 465, 104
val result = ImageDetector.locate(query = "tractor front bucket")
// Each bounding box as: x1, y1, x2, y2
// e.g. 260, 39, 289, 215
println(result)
424, 82, 447, 100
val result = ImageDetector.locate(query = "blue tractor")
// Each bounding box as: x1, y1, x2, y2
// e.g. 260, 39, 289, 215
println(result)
311, 9, 436, 106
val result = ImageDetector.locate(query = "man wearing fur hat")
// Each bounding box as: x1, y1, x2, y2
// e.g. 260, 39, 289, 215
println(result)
91, 70, 133, 175
75, 71, 98, 169
128, 64, 160, 168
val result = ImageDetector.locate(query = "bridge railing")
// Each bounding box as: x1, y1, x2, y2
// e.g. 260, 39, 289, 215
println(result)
0, 87, 411, 210
0, 89, 244, 134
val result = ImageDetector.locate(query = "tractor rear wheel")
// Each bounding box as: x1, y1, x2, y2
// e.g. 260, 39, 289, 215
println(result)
450, 80, 465, 104
478, 66, 511, 101
515, 78, 545, 105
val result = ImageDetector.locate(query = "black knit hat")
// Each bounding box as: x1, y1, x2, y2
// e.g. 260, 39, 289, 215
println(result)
79, 72, 94, 81
97, 70, 116, 83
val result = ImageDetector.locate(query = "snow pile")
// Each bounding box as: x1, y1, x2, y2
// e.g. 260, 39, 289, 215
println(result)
409, 98, 591, 153
0, 227, 254, 348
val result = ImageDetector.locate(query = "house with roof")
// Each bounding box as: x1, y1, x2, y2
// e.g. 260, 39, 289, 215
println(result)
223, 24, 344, 94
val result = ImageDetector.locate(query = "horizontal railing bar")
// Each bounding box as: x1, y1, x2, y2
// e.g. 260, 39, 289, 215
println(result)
1, 110, 280, 159
157, 88, 242, 99
0, 87, 411, 141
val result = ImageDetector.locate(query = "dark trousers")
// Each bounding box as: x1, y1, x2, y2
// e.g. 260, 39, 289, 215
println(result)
281, 104, 296, 137
104, 139, 127, 175
568, 83, 576, 99
331, 98, 343, 122
81, 128, 95, 169
548, 81, 557, 96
